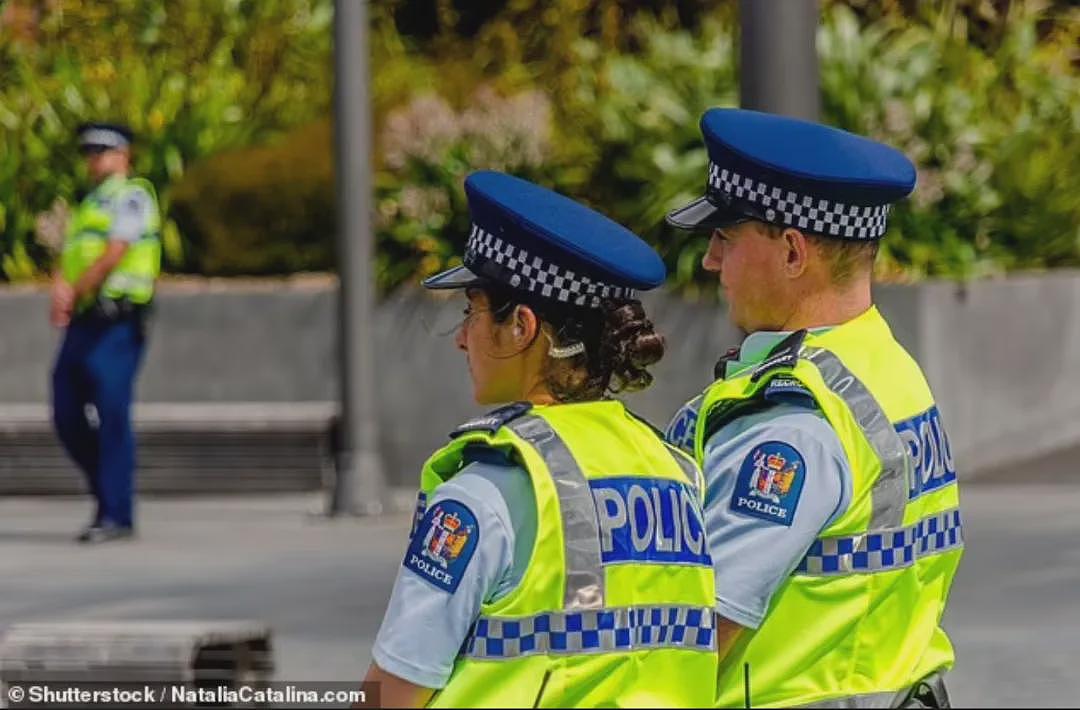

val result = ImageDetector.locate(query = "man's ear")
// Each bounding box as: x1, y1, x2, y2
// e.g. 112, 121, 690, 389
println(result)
781, 227, 810, 279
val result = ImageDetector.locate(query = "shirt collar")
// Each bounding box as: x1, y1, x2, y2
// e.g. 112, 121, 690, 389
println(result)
90, 173, 125, 195
725, 325, 834, 379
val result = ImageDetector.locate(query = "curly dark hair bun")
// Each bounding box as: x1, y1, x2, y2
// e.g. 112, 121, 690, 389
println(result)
602, 300, 666, 393
477, 283, 667, 402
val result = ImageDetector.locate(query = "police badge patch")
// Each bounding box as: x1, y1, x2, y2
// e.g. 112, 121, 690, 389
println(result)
730, 441, 806, 526
403, 499, 479, 594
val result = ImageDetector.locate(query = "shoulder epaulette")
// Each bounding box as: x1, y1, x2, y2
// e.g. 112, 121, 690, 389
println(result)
762, 375, 818, 409
750, 329, 808, 382
450, 401, 534, 439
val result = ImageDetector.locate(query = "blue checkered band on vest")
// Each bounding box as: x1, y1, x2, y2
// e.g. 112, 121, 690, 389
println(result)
708, 162, 893, 240
464, 224, 636, 308
463, 605, 716, 659
796, 508, 963, 576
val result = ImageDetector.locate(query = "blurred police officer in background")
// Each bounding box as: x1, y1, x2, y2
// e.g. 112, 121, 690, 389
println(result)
364, 171, 717, 708
664, 109, 961, 709
50, 122, 162, 544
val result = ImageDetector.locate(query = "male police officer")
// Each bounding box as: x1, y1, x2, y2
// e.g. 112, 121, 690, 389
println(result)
664, 109, 961, 708
50, 122, 161, 544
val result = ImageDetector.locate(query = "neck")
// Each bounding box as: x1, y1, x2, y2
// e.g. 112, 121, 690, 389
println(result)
522, 381, 558, 406
95, 169, 129, 186
515, 334, 560, 405
778, 278, 873, 332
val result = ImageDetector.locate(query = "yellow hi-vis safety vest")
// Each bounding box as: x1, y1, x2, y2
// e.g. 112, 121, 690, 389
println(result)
61, 174, 162, 312
694, 306, 963, 708
419, 400, 718, 708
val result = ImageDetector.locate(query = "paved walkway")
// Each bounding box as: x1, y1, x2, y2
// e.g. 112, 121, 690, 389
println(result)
2, 481, 1078, 706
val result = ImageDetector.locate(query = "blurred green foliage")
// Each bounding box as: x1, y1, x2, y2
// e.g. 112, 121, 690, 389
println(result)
0, 0, 333, 277
364, 0, 1079, 295
2, 0, 1078, 295
817, 0, 1080, 280
169, 120, 335, 275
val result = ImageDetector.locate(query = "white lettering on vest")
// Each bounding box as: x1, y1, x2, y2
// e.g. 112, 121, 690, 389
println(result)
592, 479, 709, 564
897, 406, 957, 500
680, 487, 704, 556
652, 487, 674, 551
594, 487, 627, 554
628, 484, 655, 553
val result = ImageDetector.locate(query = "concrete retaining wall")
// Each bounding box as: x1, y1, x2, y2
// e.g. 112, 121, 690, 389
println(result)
2, 272, 1078, 488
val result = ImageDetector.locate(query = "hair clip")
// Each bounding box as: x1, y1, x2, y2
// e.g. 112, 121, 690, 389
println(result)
544, 332, 586, 359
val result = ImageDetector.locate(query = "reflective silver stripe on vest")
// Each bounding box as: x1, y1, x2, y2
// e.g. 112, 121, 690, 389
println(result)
104, 272, 155, 292
796, 508, 962, 576
665, 444, 704, 499
507, 415, 605, 610
464, 605, 716, 659
803, 346, 911, 530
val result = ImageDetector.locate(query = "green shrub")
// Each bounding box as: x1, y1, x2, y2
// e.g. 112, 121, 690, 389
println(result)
360, 1, 1078, 293
0, 0, 333, 279
169, 120, 335, 275
817, 2, 1080, 279
3, 0, 1077, 293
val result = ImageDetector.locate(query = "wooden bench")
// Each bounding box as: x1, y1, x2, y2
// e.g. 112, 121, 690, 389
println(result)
0, 620, 274, 686
0, 403, 337, 495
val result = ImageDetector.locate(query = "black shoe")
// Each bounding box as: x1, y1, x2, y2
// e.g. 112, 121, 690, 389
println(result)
76, 523, 135, 544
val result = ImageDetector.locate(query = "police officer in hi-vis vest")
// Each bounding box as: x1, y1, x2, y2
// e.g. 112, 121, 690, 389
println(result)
50, 122, 161, 544
364, 171, 718, 708
663, 109, 962, 709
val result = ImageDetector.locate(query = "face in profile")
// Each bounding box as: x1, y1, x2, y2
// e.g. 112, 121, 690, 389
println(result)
701, 222, 789, 333
455, 289, 527, 405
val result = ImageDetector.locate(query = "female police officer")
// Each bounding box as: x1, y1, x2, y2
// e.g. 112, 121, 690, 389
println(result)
363, 171, 717, 708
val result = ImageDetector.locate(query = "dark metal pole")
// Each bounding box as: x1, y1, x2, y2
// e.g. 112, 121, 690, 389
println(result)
739, 0, 821, 121
330, 0, 385, 515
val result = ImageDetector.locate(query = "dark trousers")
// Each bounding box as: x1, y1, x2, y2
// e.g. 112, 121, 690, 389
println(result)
51, 315, 146, 528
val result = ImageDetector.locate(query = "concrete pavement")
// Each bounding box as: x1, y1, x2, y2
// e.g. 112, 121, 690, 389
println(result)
1, 480, 1078, 707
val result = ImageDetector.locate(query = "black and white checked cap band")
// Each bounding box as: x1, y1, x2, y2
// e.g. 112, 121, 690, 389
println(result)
425, 171, 667, 301
462, 223, 636, 308
78, 128, 130, 150
707, 162, 892, 240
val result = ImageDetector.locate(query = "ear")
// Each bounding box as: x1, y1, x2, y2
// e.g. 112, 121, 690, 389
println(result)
780, 227, 810, 279
512, 305, 541, 347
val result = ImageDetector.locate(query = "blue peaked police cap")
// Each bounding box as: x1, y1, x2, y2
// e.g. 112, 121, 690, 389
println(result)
424, 171, 666, 308
666, 109, 917, 240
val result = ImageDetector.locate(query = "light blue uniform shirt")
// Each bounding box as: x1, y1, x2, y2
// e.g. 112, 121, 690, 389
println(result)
103, 180, 153, 242
666, 329, 852, 629
373, 450, 536, 688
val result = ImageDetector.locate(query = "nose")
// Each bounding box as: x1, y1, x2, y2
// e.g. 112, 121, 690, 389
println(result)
702, 241, 723, 273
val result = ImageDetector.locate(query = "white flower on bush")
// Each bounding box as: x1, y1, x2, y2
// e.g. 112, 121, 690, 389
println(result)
381, 86, 552, 173
461, 87, 552, 170
382, 95, 460, 171
34, 198, 70, 254
399, 185, 451, 225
